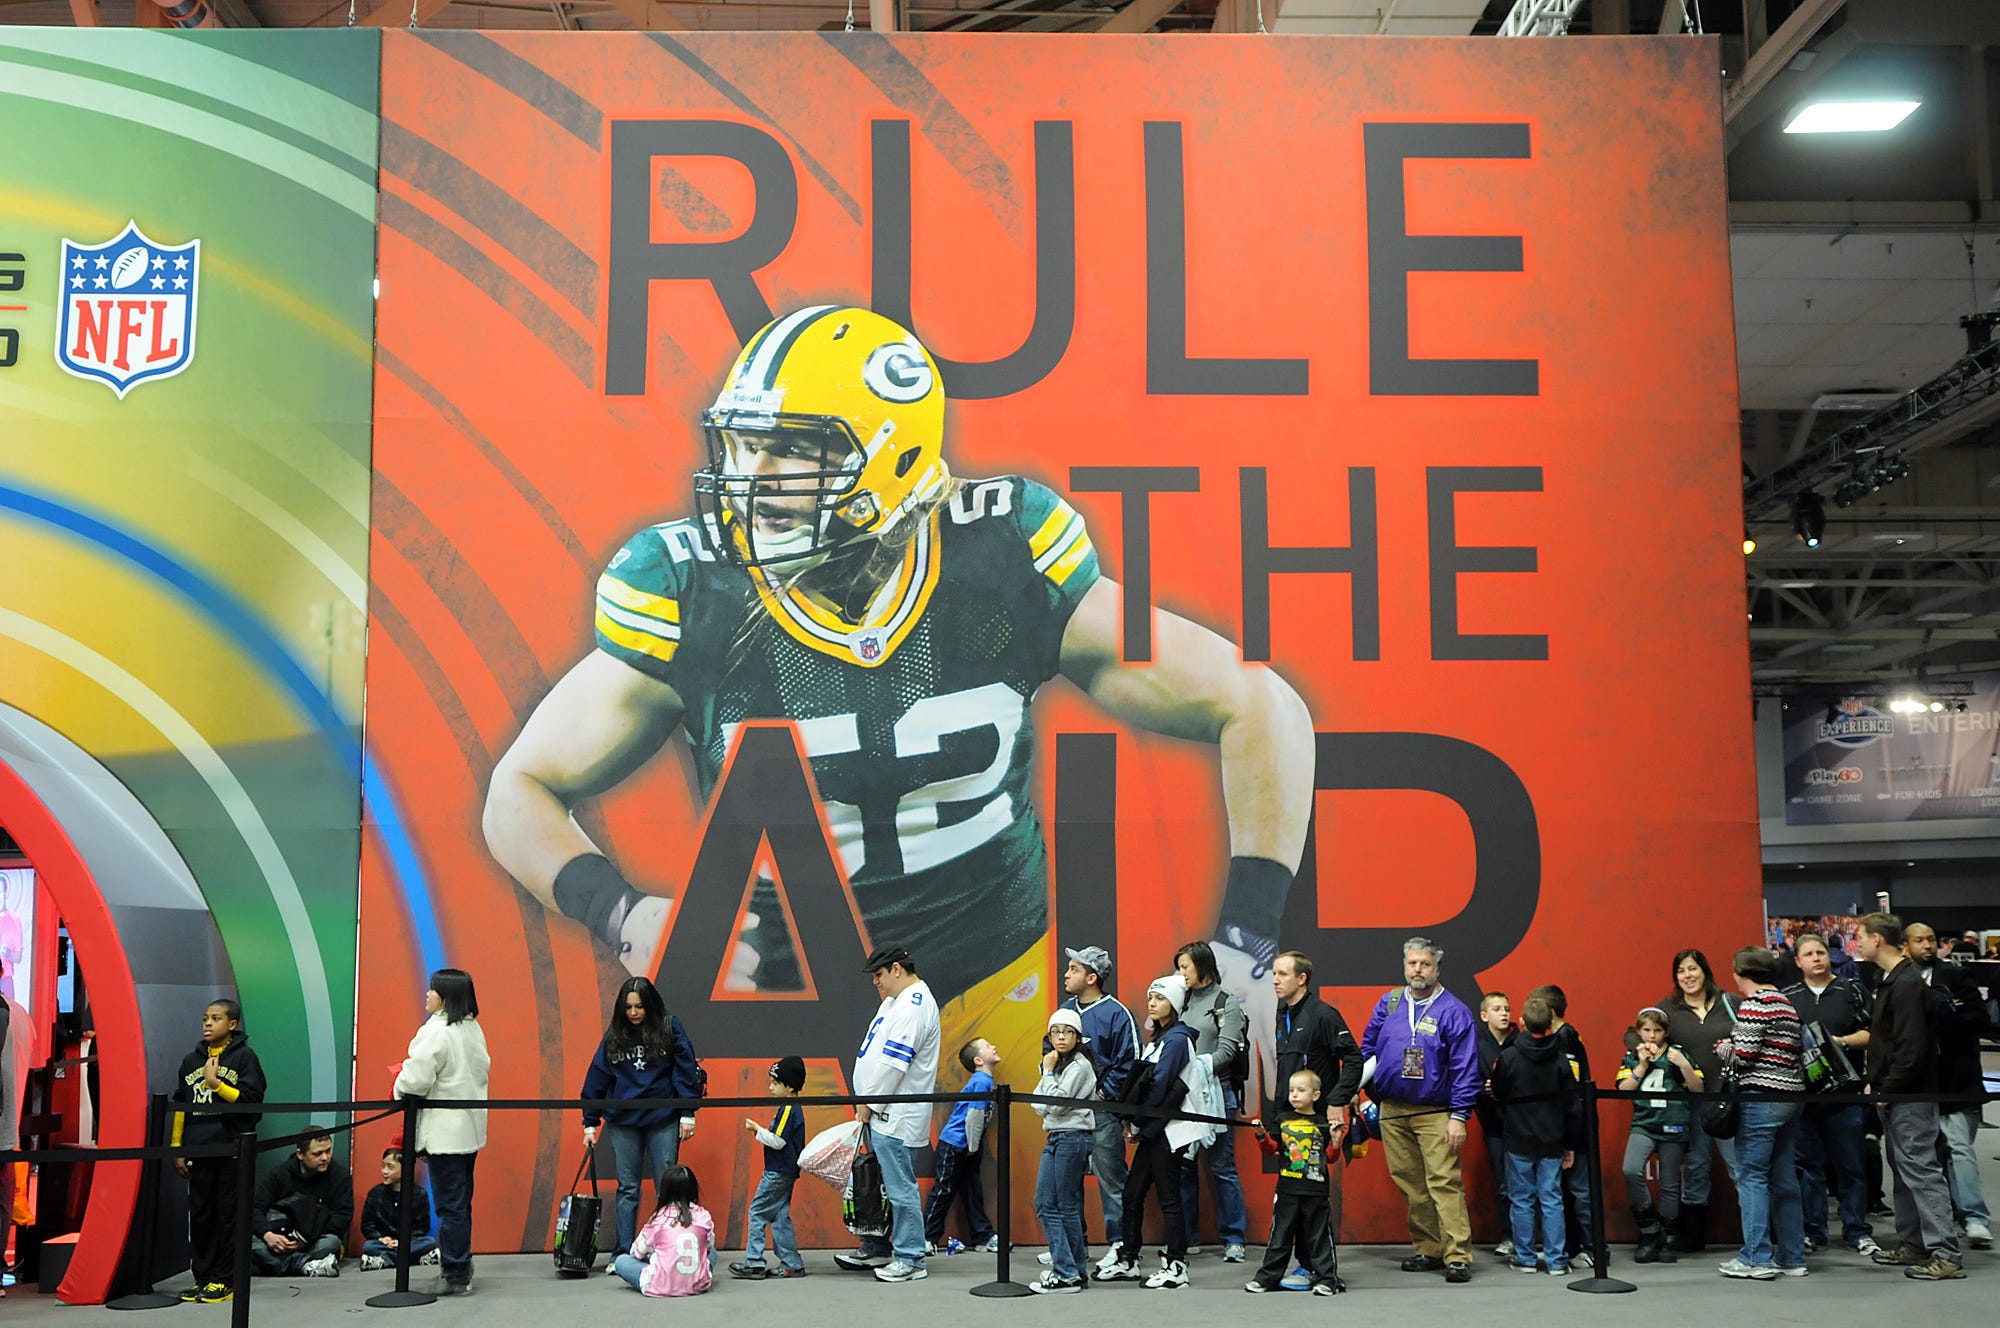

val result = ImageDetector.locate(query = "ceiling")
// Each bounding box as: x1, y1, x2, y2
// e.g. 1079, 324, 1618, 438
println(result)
7, 0, 2000, 689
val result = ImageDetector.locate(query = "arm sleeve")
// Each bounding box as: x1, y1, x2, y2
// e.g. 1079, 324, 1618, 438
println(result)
579, 1043, 611, 1127
329, 1167, 355, 1240
1359, 996, 1387, 1060
592, 525, 694, 688
669, 1019, 703, 1107
393, 1025, 442, 1099
1212, 990, 1247, 1067
360, 1188, 387, 1239
1008, 477, 1101, 678
1448, 1013, 1482, 1113
964, 1104, 990, 1152
253, 1167, 285, 1227
751, 1125, 785, 1149
1326, 1013, 1364, 1106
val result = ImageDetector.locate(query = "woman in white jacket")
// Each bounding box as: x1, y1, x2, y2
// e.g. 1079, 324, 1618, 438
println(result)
393, 969, 490, 1297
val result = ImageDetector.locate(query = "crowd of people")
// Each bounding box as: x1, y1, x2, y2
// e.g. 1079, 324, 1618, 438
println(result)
163, 917, 1991, 1301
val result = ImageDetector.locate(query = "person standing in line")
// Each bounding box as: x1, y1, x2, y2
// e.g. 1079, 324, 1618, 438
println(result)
1174, 940, 1248, 1262
1902, 923, 1993, 1250
1660, 948, 1738, 1252
579, 977, 702, 1258
1474, 992, 1514, 1258
1858, 915, 1964, 1280
171, 997, 267, 1304
1268, 950, 1363, 1285
924, 1037, 998, 1254
1359, 936, 1482, 1284
393, 969, 489, 1298
1614, 1007, 1702, 1264
1782, 932, 1878, 1256
1244, 1068, 1342, 1296
1527, 984, 1594, 1268
731, 1056, 808, 1279
1717, 947, 1807, 1281
1030, 1009, 1098, 1294
1490, 997, 1581, 1277
1055, 944, 1138, 1276
1097, 974, 1198, 1290
837, 945, 941, 1284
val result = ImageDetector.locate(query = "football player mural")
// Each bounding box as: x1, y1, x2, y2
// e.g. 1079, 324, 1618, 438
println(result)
485, 305, 1312, 1094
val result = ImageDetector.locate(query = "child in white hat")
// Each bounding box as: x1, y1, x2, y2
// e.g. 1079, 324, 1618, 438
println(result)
1030, 1009, 1099, 1293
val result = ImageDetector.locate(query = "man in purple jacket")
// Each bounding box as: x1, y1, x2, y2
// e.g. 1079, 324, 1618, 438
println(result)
1360, 936, 1483, 1284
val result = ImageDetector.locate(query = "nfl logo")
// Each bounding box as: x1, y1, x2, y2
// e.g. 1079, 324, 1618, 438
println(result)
56, 221, 199, 398
852, 629, 884, 663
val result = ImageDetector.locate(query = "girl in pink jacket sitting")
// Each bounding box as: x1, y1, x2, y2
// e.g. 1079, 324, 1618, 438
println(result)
614, 1164, 714, 1296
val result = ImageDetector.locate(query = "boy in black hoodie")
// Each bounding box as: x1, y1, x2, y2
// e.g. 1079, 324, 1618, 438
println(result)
1491, 997, 1582, 1275
1529, 983, 1594, 1265
172, 998, 267, 1303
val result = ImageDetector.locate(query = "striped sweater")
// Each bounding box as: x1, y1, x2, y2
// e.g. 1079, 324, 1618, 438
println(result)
1729, 987, 1805, 1091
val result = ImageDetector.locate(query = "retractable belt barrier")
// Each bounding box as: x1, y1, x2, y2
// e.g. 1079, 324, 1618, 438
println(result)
6, 1079, 1991, 1311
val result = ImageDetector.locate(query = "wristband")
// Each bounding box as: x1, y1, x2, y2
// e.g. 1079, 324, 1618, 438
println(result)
552, 852, 644, 942
1216, 855, 1292, 954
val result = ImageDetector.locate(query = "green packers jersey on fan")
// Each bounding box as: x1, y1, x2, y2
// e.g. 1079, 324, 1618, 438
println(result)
593, 475, 1100, 994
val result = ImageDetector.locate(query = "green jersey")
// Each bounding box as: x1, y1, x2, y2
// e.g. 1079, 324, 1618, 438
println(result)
593, 475, 1100, 994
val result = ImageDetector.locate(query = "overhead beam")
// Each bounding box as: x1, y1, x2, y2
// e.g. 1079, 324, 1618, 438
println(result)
1096, 0, 1179, 31
68, 0, 100, 24
1723, 0, 1845, 125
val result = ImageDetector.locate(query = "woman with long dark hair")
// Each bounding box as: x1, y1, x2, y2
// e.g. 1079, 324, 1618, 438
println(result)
393, 969, 489, 1297
581, 976, 702, 1255
1661, 948, 1738, 1252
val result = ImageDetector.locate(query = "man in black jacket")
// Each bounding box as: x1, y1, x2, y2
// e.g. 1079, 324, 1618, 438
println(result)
1904, 923, 1993, 1250
1268, 951, 1363, 1284
1783, 932, 1878, 1255
1858, 914, 1962, 1280
250, 1132, 354, 1278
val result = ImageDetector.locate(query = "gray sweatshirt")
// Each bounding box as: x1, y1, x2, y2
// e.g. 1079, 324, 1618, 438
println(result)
1034, 1054, 1098, 1132
1182, 980, 1246, 1075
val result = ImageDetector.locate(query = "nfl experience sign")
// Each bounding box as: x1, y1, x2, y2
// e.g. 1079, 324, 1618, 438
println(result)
363, 33, 1758, 1247
56, 221, 199, 397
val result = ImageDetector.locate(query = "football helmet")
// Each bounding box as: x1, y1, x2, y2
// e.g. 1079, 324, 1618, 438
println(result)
694, 305, 950, 569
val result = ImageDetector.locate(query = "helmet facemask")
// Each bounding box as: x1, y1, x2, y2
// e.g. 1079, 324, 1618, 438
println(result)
694, 411, 876, 571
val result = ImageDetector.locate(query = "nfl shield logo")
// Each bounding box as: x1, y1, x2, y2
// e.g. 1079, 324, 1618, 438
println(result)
852, 629, 885, 663
56, 221, 199, 398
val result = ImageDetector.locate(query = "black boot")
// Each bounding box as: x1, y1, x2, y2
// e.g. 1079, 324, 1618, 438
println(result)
1633, 1206, 1663, 1264
1672, 1203, 1707, 1254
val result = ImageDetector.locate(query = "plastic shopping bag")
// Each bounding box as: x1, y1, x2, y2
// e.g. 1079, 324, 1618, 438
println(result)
798, 1119, 863, 1189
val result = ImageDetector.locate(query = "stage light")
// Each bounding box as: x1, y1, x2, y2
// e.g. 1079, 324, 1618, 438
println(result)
1792, 492, 1826, 547
1783, 100, 1920, 134
1930, 701, 1944, 712
1743, 533, 1757, 555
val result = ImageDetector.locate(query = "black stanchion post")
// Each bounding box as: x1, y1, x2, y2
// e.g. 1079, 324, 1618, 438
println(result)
107, 1093, 177, 1310
230, 1132, 255, 1328
1568, 1080, 1635, 1295
970, 1086, 1030, 1298
367, 1094, 435, 1308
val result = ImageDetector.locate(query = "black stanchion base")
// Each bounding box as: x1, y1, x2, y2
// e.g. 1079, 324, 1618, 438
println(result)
106, 1291, 181, 1311
969, 1280, 1035, 1298
365, 1289, 439, 1308
1566, 1274, 1637, 1294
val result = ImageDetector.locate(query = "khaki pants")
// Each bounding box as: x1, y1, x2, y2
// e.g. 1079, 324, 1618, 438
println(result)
1380, 1099, 1471, 1264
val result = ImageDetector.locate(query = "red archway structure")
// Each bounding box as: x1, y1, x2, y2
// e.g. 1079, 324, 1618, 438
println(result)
0, 757, 146, 1305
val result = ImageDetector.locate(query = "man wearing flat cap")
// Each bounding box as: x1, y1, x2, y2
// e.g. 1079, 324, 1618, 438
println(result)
837, 944, 941, 1283
1058, 944, 1140, 1270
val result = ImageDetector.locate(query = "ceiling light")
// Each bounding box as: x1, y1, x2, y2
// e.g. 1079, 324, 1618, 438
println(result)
1869, 531, 1926, 542
1778, 580, 1819, 589
1916, 612, 1973, 623
1743, 533, 1758, 555
1822, 643, 1875, 653
1784, 100, 1921, 134
1792, 492, 1826, 547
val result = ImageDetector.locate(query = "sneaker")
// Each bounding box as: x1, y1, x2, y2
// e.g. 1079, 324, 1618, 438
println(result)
1243, 1279, 1273, 1293
1311, 1280, 1338, 1296
1513, 1261, 1540, 1274
1279, 1265, 1313, 1290
1905, 1255, 1966, 1280
1717, 1257, 1778, 1280
1546, 1263, 1570, 1277
1400, 1254, 1445, 1273
1868, 1199, 1893, 1217
1185, 1245, 1203, 1257
1776, 1265, 1808, 1277
728, 1261, 769, 1280
303, 1254, 340, 1278
1445, 1262, 1472, 1283
1096, 1249, 1126, 1274
980, 1236, 1003, 1253
1852, 1236, 1882, 1257
1095, 1257, 1143, 1281
1031, 1272, 1084, 1294
359, 1254, 389, 1272
196, 1283, 233, 1303
1144, 1259, 1189, 1290
1222, 1244, 1245, 1263
1571, 1250, 1593, 1270
1870, 1243, 1926, 1266
1966, 1221, 1993, 1250
178, 1285, 204, 1302
772, 1265, 809, 1278
432, 1278, 471, 1297
1037, 1251, 1054, 1266
418, 1248, 440, 1266
834, 1250, 892, 1272
873, 1260, 926, 1283
1802, 1235, 1820, 1254
1494, 1239, 1515, 1258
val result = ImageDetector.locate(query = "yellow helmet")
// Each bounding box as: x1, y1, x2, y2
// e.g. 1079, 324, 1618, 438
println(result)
694, 306, 950, 569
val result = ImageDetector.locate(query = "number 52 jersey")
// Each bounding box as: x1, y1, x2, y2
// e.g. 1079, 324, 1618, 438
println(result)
592, 475, 1099, 997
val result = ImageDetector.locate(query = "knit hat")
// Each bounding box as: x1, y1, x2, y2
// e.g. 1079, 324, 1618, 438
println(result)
1047, 1008, 1084, 1035
770, 1055, 807, 1091
1147, 973, 1188, 1016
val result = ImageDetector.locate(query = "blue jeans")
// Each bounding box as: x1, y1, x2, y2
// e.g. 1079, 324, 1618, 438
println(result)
1505, 1152, 1566, 1269
1939, 1109, 1991, 1227
426, 1153, 477, 1283
856, 1134, 925, 1265
1180, 1088, 1247, 1246
362, 1236, 438, 1264
605, 1120, 681, 1254
1681, 1117, 1738, 1205
1734, 1097, 1805, 1268
744, 1170, 803, 1271
1797, 1102, 1872, 1245
1035, 1130, 1092, 1280
1090, 1110, 1129, 1245
612, 1252, 647, 1291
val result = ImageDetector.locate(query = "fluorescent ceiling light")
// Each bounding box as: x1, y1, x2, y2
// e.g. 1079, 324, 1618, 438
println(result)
1915, 612, 1973, 623
1822, 643, 1876, 653
1870, 531, 1927, 542
1784, 100, 1921, 134
1778, 579, 1820, 589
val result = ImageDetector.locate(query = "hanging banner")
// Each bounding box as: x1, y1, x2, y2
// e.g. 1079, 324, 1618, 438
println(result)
1782, 675, 2000, 823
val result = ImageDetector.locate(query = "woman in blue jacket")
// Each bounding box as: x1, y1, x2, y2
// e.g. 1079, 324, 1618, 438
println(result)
581, 977, 702, 1254
1097, 974, 1198, 1290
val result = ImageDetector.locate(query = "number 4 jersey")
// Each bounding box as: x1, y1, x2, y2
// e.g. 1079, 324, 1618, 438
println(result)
593, 476, 1099, 999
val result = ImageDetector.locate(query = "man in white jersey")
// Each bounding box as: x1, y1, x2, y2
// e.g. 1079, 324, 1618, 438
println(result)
838, 944, 942, 1283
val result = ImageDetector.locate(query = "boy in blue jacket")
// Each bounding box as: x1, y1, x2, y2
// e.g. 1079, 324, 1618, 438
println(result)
730, 1056, 808, 1279
926, 1038, 999, 1252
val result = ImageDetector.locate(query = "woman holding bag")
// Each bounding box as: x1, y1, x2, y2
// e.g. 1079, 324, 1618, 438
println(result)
580, 977, 702, 1257
394, 969, 490, 1297
1662, 949, 1738, 1251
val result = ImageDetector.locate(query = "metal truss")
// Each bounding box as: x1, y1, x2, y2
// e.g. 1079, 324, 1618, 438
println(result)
1497, 0, 1585, 35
